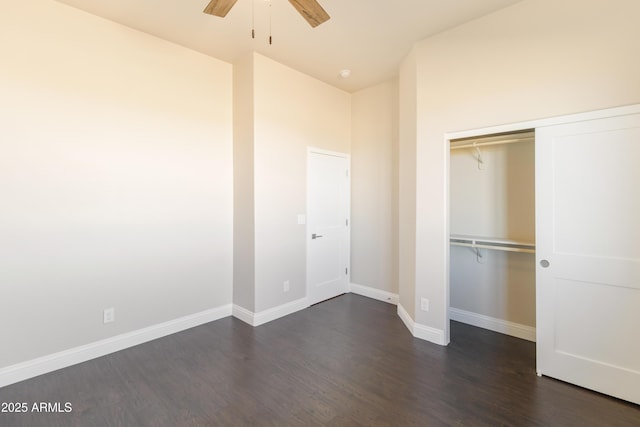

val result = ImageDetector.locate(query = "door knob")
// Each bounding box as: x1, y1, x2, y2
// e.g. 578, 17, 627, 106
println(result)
312, 233, 323, 239
540, 259, 550, 268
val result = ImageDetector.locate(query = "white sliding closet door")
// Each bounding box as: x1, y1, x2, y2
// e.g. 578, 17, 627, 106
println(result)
536, 112, 640, 405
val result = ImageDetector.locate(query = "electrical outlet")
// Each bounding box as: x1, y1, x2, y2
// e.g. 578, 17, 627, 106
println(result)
103, 307, 115, 324
420, 298, 429, 312
283, 280, 290, 292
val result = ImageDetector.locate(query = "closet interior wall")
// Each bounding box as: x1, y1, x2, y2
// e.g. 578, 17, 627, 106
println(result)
449, 131, 536, 340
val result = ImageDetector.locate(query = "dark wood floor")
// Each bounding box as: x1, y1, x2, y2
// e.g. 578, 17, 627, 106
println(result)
1, 294, 638, 426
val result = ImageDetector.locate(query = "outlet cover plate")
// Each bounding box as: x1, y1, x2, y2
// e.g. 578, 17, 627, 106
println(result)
103, 307, 115, 324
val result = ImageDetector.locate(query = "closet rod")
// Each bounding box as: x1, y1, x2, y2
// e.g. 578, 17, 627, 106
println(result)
449, 235, 536, 254
450, 137, 534, 151
449, 241, 535, 254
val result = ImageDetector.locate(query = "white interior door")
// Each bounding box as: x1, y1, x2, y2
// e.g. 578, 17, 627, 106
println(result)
536, 112, 640, 404
307, 150, 350, 305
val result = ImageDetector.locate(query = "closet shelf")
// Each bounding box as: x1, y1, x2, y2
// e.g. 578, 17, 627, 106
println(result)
449, 234, 536, 254
449, 136, 534, 150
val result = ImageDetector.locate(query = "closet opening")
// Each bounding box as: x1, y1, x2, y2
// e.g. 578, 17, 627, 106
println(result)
447, 129, 536, 347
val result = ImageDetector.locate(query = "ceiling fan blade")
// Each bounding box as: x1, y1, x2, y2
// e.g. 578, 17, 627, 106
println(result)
288, 0, 330, 28
203, 0, 239, 17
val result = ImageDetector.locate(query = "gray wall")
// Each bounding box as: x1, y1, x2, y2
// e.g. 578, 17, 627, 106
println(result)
351, 80, 399, 294
450, 138, 535, 326
0, 0, 233, 368
399, 0, 640, 336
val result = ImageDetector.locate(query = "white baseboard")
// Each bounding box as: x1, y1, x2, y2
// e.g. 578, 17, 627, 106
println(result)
397, 303, 447, 346
349, 283, 399, 305
0, 304, 233, 389
233, 297, 309, 327
449, 307, 536, 342
231, 304, 254, 325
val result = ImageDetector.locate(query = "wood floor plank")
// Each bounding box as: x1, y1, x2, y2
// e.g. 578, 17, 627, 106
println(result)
0, 294, 638, 426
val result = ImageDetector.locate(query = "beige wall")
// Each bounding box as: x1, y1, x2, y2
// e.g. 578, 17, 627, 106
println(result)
252, 53, 351, 312
399, 0, 640, 336
0, 0, 233, 368
449, 139, 535, 326
351, 80, 398, 294
12, 0, 635, 374
450, 249, 536, 327
398, 51, 418, 316
450, 139, 535, 241
233, 53, 256, 311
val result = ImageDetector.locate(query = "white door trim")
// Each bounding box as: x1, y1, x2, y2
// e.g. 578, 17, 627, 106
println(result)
307, 147, 352, 158
445, 104, 640, 141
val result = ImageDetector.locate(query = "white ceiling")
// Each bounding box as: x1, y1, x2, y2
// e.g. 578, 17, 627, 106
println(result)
54, 0, 523, 92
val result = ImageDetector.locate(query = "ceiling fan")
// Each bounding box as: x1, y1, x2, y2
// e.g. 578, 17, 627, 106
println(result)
203, 0, 330, 28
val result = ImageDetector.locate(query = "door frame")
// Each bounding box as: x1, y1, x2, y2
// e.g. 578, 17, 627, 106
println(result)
443, 104, 640, 346
306, 147, 351, 304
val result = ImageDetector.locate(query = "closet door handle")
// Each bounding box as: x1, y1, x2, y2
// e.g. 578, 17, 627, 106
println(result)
540, 259, 550, 268
312, 233, 323, 239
